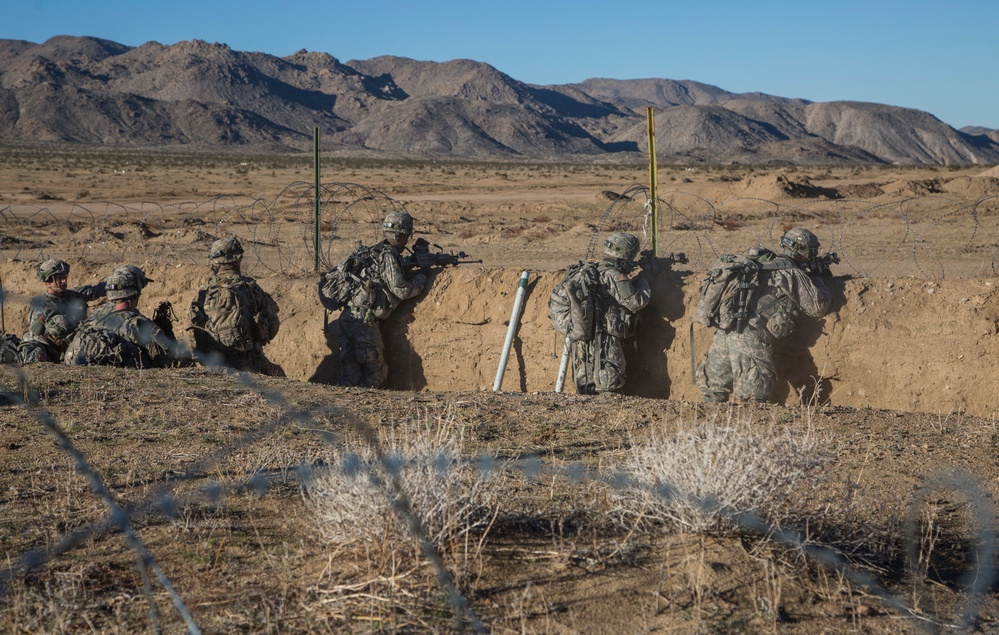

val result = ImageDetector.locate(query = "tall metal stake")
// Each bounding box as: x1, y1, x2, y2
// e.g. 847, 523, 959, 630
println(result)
646, 107, 659, 257
313, 126, 321, 272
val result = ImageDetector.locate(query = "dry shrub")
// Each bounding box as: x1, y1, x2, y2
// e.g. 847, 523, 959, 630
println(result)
307, 405, 505, 561
611, 410, 830, 534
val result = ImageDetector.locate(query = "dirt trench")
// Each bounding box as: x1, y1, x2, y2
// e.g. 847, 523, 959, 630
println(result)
3, 261, 998, 417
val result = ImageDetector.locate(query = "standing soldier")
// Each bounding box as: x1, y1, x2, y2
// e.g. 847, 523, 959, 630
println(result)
25, 259, 106, 345
321, 211, 427, 388
64, 267, 188, 368
554, 232, 651, 395
694, 227, 832, 403
189, 237, 282, 375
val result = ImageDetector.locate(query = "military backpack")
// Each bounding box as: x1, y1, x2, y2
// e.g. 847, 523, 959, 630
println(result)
64, 321, 149, 368
194, 278, 259, 352
693, 249, 798, 335
318, 244, 385, 312
549, 261, 599, 342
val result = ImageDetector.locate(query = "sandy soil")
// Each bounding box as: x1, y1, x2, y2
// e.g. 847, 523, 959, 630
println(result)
2, 150, 999, 633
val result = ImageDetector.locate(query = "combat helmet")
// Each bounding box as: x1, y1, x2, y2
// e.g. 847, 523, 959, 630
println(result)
105, 267, 143, 301
382, 211, 415, 236
42, 312, 70, 343
209, 237, 244, 264
603, 232, 641, 261
113, 264, 153, 290
37, 259, 70, 282
779, 227, 820, 263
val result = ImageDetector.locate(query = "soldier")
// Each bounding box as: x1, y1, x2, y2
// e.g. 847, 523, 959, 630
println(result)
17, 312, 69, 364
189, 237, 282, 375
322, 211, 427, 388
695, 227, 832, 403
25, 258, 106, 344
64, 267, 188, 368
568, 232, 651, 395
90, 265, 153, 322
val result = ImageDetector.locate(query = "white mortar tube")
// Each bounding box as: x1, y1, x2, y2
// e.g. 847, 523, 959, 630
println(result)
493, 271, 529, 392
555, 336, 571, 393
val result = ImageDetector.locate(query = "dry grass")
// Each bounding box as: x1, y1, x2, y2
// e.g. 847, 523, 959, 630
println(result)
307, 404, 506, 569
610, 408, 831, 534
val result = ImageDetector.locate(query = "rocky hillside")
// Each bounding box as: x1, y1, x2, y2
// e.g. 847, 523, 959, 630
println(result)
2, 35, 998, 165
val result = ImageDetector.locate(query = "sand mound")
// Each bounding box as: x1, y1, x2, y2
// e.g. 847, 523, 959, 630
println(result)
941, 176, 999, 198
739, 174, 838, 199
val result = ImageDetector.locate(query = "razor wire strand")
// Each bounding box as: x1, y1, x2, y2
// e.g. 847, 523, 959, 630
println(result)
3, 369, 202, 635
903, 470, 998, 633
1, 367, 487, 633
228, 371, 488, 634
4, 368, 999, 632
5, 192, 999, 279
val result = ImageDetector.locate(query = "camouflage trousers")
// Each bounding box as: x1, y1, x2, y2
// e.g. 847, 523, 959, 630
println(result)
571, 330, 627, 395
206, 344, 284, 376
337, 307, 388, 388
695, 326, 775, 402
16, 338, 61, 365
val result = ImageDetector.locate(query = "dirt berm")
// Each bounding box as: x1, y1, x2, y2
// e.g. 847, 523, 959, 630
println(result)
4, 261, 997, 417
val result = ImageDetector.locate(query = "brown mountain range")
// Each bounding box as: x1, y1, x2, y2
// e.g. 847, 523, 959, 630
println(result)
1, 35, 997, 165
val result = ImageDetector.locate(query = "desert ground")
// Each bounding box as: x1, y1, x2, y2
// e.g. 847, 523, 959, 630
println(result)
2, 145, 999, 633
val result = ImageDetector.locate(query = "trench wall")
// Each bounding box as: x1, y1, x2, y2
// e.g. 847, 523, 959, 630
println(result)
2, 262, 998, 417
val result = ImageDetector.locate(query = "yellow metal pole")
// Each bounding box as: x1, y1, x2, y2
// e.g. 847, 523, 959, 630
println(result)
646, 107, 659, 257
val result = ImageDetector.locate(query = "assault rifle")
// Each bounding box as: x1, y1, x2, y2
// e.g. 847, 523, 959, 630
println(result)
804, 252, 840, 277
401, 237, 481, 270
152, 300, 177, 340
633, 249, 689, 274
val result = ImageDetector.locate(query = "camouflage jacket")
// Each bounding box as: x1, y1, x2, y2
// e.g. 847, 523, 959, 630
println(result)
748, 258, 832, 338
24, 282, 107, 341
594, 260, 652, 315
357, 240, 426, 318
68, 307, 180, 368
190, 272, 280, 352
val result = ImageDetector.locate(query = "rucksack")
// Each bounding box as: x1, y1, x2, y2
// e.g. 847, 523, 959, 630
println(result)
693, 249, 795, 333
692, 254, 760, 333
0, 333, 21, 364
64, 322, 148, 368
319, 244, 383, 312
549, 261, 599, 342
195, 278, 258, 352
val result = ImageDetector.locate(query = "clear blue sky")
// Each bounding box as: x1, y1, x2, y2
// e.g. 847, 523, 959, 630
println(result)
5, 0, 997, 129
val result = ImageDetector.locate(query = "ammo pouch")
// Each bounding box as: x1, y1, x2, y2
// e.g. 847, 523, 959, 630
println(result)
371, 288, 392, 320
603, 305, 638, 338
352, 283, 392, 320
757, 293, 796, 339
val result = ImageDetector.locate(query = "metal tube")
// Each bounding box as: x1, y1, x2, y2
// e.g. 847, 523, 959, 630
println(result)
646, 107, 659, 257
313, 126, 321, 272
555, 335, 571, 393
493, 271, 529, 391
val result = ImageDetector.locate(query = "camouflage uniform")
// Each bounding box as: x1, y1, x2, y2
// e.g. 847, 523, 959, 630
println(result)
189, 238, 282, 375
695, 230, 832, 403
24, 259, 106, 344
337, 239, 426, 388
17, 312, 69, 364
65, 308, 181, 368
64, 267, 187, 369
572, 258, 651, 394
